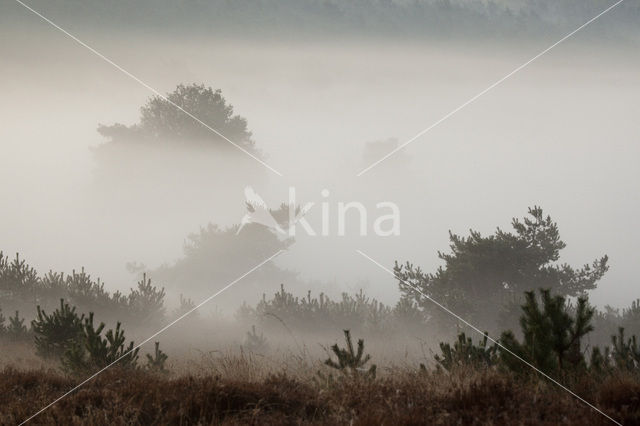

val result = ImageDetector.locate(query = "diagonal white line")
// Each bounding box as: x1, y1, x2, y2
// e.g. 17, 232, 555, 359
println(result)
355, 249, 621, 425
357, 0, 625, 177
13, 0, 283, 177
19, 249, 285, 425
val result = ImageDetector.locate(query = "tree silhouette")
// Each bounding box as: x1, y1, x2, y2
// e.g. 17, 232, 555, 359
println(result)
324, 329, 376, 378
395, 207, 608, 329
97, 83, 256, 153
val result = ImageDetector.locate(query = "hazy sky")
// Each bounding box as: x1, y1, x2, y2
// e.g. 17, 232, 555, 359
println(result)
1, 1, 638, 311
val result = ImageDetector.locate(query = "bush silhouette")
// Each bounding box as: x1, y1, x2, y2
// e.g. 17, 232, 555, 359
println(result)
145, 342, 168, 374
611, 327, 640, 370
6, 310, 29, 342
63, 312, 139, 375
243, 325, 268, 353
499, 289, 594, 374
435, 331, 498, 371
324, 329, 376, 379
32, 299, 84, 359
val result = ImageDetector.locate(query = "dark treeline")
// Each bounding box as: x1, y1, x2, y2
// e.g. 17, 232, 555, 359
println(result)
5, 0, 639, 41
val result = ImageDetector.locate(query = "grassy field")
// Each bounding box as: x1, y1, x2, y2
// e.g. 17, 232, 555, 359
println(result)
2, 359, 640, 425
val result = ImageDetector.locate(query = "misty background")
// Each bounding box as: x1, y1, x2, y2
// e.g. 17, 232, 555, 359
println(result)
0, 0, 638, 319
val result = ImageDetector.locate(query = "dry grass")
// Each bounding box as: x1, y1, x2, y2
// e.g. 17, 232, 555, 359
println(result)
2, 362, 639, 425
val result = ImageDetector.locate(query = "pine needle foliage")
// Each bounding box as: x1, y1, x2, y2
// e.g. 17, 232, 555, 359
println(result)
32, 299, 84, 359
63, 312, 139, 375
127, 273, 166, 325
435, 331, 498, 371
611, 327, 640, 370
499, 289, 594, 374
145, 342, 169, 374
6, 310, 29, 341
324, 329, 376, 379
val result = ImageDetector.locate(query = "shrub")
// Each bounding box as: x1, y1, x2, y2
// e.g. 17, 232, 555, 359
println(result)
32, 299, 84, 359
1, 251, 170, 330
127, 273, 166, 325
240, 284, 405, 334
63, 312, 139, 375
435, 331, 498, 371
611, 327, 640, 370
622, 299, 640, 336
590, 345, 612, 374
243, 325, 268, 353
323, 330, 376, 379
6, 311, 29, 342
64, 269, 113, 313
499, 289, 594, 374
145, 342, 168, 374
172, 294, 197, 319
0, 252, 39, 313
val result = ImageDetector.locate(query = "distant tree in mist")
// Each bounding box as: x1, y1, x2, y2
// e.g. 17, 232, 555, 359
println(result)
89, 82, 266, 235
96, 83, 256, 153
394, 206, 609, 330
151, 204, 297, 302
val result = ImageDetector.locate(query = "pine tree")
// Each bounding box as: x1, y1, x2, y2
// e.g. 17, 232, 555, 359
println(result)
145, 342, 168, 374
611, 327, 640, 370
589, 346, 611, 373
395, 207, 608, 329
499, 289, 594, 374
127, 273, 166, 324
324, 329, 376, 378
32, 299, 84, 359
63, 312, 139, 375
435, 331, 498, 371
6, 310, 29, 341
244, 325, 268, 353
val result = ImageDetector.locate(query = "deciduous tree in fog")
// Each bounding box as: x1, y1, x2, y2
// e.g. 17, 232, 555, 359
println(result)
89, 83, 267, 257
97, 83, 255, 152
394, 206, 609, 330
151, 204, 298, 303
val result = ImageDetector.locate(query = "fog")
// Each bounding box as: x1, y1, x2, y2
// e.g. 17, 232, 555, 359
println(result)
1, 2, 639, 321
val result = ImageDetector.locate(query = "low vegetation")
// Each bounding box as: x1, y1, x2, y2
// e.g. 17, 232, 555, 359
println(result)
3, 207, 640, 423
2, 284, 640, 424
2, 363, 639, 425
